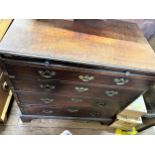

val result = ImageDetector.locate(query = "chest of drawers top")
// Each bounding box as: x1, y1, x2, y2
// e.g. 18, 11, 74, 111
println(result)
0, 19, 155, 74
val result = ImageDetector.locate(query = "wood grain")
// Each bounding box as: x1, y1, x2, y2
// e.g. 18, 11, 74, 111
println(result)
0, 20, 155, 73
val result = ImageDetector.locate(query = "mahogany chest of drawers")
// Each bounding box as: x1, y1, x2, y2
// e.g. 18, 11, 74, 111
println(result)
0, 19, 155, 124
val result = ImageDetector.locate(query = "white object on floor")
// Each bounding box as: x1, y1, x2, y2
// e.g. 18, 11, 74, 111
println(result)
60, 130, 72, 135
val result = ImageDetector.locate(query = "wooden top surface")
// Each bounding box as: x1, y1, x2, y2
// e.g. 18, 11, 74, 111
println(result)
0, 19, 155, 73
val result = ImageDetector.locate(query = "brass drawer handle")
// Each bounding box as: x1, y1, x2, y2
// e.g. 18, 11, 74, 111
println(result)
40, 98, 54, 104
2, 81, 8, 91
79, 75, 94, 82
105, 90, 118, 97
71, 98, 83, 103
40, 84, 55, 91
42, 110, 54, 114
96, 102, 106, 108
38, 69, 56, 79
114, 78, 129, 86
90, 112, 99, 117
75, 86, 88, 93
67, 106, 79, 113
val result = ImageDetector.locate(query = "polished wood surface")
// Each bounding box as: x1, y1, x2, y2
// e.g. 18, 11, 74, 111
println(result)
1, 20, 155, 73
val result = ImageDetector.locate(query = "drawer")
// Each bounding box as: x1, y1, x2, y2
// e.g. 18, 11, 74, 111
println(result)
6, 63, 154, 89
12, 79, 143, 102
17, 92, 125, 111
19, 104, 117, 118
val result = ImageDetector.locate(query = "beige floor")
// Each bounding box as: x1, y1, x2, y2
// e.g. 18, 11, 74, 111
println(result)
0, 101, 115, 135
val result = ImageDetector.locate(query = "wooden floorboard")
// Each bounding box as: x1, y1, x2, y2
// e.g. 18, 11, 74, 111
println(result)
0, 101, 115, 135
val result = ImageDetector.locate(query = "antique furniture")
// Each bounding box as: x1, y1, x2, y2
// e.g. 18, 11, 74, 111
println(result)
0, 19, 155, 124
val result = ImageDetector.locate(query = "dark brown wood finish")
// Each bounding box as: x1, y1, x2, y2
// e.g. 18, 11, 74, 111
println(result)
16, 91, 137, 107
16, 91, 139, 115
0, 19, 155, 122
5, 63, 155, 90
20, 104, 117, 118
11, 79, 143, 101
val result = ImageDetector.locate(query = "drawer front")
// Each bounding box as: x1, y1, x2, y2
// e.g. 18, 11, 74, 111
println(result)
12, 79, 143, 101
6, 64, 153, 89
17, 92, 125, 111
19, 104, 117, 118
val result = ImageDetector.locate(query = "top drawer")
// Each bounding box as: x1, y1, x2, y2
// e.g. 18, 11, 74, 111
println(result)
5, 63, 154, 90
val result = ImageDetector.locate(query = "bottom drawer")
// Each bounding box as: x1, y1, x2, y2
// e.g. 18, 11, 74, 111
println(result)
19, 104, 117, 118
